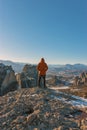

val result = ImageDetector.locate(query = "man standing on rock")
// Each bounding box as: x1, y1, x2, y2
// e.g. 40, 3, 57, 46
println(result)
37, 58, 48, 88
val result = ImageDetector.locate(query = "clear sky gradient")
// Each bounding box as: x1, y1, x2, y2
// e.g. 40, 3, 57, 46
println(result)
0, 0, 87, 64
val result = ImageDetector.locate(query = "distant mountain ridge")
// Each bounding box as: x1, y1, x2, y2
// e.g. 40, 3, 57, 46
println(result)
48, 63, 87, 73
0, 60, 26, 73
0, 60, 87, 73
65, 63, 87, 70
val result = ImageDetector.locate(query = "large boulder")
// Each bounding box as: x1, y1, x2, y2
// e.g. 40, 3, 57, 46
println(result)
23, 64, 38, 79
0, 64, 18, 95
0, 63, 6, 86
16, 64, 38, 88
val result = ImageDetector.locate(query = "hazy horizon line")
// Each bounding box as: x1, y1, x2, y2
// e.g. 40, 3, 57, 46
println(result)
0, 59, 87, 66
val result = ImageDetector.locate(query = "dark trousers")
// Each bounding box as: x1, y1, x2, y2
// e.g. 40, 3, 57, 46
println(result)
38, 75, 46, 87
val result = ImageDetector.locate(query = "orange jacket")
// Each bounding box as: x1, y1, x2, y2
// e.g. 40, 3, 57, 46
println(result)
37, 59, 48, 76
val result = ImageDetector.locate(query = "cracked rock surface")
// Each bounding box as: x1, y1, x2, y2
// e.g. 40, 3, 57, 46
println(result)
0, 87, 87, 130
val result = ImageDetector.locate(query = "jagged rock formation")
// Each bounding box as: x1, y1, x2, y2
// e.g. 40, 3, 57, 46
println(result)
74, 72, 87, 86
0, 87, 87, 130
16, 64, 38, 88
0, 63, 18, 95
74, 76, 79, 86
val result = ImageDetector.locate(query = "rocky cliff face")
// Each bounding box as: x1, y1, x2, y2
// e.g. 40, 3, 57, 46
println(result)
0, 87, 87, 130
16, 64, 38, 88
0, 63, 18, 95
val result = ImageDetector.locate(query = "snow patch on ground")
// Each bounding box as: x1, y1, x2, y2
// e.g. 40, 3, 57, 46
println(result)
49, 88, 87, 108
49, 86, 69, 90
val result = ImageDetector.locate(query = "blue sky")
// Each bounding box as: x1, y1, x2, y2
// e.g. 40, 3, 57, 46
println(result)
0, 0, 87, 64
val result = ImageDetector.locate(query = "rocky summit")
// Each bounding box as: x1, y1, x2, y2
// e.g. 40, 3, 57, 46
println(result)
0, 87, 87, 130
0, 63, 18, 95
